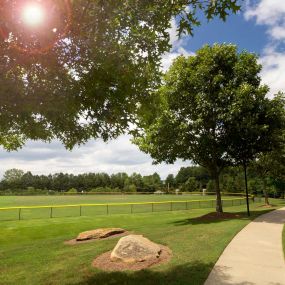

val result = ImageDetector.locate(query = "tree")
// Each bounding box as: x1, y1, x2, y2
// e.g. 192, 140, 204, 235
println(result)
2, 168, 24, 189
0, 1, 241, 149
225, 90, 285, 214
134, 44, 283, 214
165, 174, 176, 190
252, 133, 285, 205
181, 177, 199, 192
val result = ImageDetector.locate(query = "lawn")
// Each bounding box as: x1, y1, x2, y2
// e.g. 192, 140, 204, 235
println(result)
0, 194, 248, 221
0, 193, 228, 207
1, 198, 284, 285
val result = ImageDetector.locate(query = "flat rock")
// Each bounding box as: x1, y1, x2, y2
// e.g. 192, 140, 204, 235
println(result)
76, 228, 125, 241
110, 234, 162, 263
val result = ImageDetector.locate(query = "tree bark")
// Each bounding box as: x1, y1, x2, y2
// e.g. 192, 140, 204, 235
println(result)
214, 175, 223, 214
243, 162, 250, 216
262, 179, 270, 205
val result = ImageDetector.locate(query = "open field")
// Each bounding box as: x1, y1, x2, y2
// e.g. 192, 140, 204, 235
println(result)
0, 194, 250, 221
0, 193, 233, 207
1, 198, 284, 285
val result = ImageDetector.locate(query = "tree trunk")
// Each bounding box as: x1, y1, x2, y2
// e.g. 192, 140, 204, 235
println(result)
214, 175, 223, 214
243, 162, 250, 216
262, 179, 270, 205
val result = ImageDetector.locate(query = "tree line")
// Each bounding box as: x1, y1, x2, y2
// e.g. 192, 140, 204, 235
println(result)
2, 164, 284, 201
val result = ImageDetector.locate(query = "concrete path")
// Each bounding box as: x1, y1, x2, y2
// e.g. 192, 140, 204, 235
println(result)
205, 207, 285, 285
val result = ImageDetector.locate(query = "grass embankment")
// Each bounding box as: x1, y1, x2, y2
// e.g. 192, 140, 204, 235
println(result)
1, 198, 284, 285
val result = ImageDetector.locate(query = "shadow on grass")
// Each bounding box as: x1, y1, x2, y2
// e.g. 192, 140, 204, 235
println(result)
72, 261, 256, 285
171, 208, 281, 226
74, 262, 213, 285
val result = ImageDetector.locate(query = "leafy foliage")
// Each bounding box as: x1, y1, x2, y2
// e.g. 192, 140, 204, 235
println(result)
0, 0, 242, 149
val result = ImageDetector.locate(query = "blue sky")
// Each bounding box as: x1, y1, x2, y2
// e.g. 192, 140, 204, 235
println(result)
1, 0, 285, 179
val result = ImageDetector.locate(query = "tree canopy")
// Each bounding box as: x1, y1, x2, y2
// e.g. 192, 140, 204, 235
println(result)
0, 0, 242, 149
134, 44, 285, 213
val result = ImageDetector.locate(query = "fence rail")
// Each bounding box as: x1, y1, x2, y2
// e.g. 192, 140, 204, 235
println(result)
0, 196, 261, 222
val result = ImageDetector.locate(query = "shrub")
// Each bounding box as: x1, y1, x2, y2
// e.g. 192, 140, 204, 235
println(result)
67, 188, 77, 193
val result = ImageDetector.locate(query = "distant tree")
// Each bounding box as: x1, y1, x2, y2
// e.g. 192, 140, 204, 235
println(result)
165, 174, 176, 190
3, 168, 24, 184
181, 177, 199, 192
134, 44, 283, 214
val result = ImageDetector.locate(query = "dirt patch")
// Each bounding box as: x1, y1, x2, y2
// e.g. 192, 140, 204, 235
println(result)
256, 204, 275, 208
92, 245, 172, 271
193, 212, 243, 221
64, 231, 129, 245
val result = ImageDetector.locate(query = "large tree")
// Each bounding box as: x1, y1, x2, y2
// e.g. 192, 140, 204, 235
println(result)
134, 44, 284, 213
0, 0, 242, 149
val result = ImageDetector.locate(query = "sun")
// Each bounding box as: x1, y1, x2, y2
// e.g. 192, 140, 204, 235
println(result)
22, 4, 45, 27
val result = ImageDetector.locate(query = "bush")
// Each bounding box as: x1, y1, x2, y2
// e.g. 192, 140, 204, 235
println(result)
67, 188, 77, 193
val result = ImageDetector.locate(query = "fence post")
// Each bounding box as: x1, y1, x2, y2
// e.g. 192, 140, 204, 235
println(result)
107, 204, 109, 215
18, 208, 21, 220
50, 207, 53, 218
79, 205, 82, 217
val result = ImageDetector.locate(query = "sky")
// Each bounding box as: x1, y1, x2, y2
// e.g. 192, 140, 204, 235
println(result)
1, 0, 285, 179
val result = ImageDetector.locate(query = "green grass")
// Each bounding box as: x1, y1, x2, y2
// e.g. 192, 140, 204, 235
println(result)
0, 194, 246, 221
0, 193, 225, 207
1, 198, 284, 285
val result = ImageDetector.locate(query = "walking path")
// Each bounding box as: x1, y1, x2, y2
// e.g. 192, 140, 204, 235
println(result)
205, 207, 285, 285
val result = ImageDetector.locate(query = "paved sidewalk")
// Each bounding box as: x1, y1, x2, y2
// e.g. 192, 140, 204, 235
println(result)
205, 207, 285, 285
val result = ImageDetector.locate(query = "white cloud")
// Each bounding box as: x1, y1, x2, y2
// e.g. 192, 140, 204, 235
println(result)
244, 0, 285, 26
245, 0, 285, 96
0, 136, 191, 179
161, 19, 195, 71
259, 47, 285, 96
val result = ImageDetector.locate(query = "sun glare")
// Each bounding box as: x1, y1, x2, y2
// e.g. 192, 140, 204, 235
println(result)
22, 4, 45, 26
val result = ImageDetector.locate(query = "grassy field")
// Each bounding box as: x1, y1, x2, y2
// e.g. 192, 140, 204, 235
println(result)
0, 193, 231, 207
0, 194, 247, 221
0, 198, 284, 285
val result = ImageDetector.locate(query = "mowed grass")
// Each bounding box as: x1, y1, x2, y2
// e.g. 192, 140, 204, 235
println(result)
0, 193, 224, 207
1, 198, 284, 285
0, 194, 244, 221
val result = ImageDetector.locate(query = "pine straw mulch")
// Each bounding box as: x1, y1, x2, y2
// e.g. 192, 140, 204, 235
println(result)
192, 212, 244, 221
92, 245, 172, 271
256, 204, 275, 208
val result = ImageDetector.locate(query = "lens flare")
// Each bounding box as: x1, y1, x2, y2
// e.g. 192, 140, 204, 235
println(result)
22, 4, 45, 26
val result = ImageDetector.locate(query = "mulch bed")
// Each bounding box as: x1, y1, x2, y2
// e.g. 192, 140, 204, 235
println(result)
64, 231, 129, 245
92, 245, 172, 271
193, 212, 243, 221
256, 204, 275, 208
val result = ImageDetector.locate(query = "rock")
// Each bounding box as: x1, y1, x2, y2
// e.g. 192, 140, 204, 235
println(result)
76, 228, 125, 241
110, 234, 162, 263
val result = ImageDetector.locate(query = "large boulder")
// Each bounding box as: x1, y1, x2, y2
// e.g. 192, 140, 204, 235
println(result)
76, 228, 125, 241
110, 234, 162, 263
